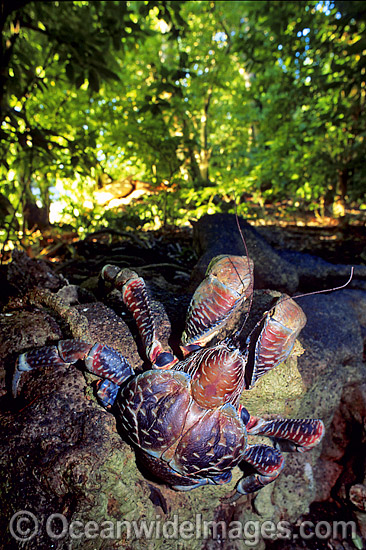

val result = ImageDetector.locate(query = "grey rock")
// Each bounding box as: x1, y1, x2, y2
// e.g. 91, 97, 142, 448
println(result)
192, 214, 299, 294
297, 291, 364, 387
280, 249, 366, 291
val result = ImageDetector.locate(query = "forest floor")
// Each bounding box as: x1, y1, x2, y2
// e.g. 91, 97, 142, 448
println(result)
254, 220, 366, 265
19, 213, 366, 265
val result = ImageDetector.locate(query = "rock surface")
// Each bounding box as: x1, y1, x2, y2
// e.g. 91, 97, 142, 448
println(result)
1, 214, 366, 550
192, 214, 300, 294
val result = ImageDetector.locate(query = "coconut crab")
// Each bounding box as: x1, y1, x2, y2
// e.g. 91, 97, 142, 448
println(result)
12, 254, 324, 495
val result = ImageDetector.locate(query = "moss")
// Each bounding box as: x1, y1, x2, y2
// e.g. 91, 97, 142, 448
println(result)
240, 342, 306, 418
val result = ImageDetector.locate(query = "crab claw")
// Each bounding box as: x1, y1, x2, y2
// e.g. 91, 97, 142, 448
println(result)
245, 295, 307, 388
181, 255, 253, 356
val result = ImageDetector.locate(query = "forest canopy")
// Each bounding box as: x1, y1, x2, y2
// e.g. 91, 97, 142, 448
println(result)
0, 0, 365, 244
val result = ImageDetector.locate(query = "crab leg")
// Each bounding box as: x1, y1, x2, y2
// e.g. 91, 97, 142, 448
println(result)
135, 447, 233, 491
237, 444, 285, 494
246, 416, 325, 452
101, 265, 177, 369
13, 339, 133, 407
172, 471, 233, 491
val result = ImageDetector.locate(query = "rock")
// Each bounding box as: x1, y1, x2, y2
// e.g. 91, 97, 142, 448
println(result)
1, 226, 366, 550
0, 309, 63, 397
279, 249, 366, 291
286, 290, 366, 508
296, 291, 364, 387
7, 249, 67, 295
341, 289, 366, 346
192, 214, 299, 294
350, 484, 366, 512
192, 214, 366, 295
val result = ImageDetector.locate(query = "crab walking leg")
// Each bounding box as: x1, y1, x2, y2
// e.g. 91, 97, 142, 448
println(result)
135, 447, 233, 492
246, 417, 325, 452
237, 444, 285, 494
172, 471, 233, 491
101, 265, 177, 369
94, 379, 121, 409
13, 339, 134, 404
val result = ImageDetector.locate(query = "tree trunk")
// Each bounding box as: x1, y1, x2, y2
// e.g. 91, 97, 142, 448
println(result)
22, 177, 49, 231
199, 88, 213, 183
332, 168, 348, 220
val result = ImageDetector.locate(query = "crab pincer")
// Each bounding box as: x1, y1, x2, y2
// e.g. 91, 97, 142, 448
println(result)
181, 255, 254, 355
244, 294, 307, 388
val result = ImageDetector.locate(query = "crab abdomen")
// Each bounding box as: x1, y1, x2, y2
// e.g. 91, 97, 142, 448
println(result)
116, 369, 247, 482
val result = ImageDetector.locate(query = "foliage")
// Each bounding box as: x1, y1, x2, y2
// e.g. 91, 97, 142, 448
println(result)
0, 0, 187, 237
0, 0, 365, 247
234, 0, 366, 216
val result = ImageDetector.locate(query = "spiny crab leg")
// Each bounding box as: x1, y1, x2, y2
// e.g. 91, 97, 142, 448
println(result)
236, 444, 285, 494
246, 416, 325, 452
234, 407, 324, 495
101, 266, 178, 369
12, 339, 134, 408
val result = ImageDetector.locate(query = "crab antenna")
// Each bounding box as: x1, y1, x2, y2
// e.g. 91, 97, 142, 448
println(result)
243, 266, 354, 348
231, 198, 354, 350
234, 198, 254, 327
286, 266, 354, 302
223, 197, 255, 350
267, 265, 355, 316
